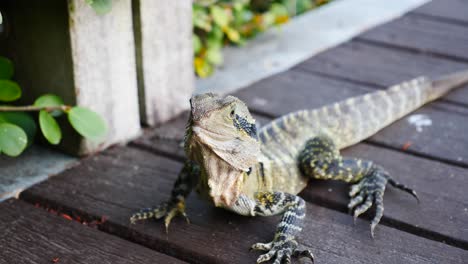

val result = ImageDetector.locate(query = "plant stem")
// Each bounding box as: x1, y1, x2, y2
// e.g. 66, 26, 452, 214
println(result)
0, 105, 71, 112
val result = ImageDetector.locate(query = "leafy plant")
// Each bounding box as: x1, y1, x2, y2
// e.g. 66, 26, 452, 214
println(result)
82, 0, 331, 78
193, 0, 331, 78
0, 56, 107, 157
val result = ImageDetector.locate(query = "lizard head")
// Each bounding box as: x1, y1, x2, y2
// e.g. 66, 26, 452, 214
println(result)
184, 93, 261, 207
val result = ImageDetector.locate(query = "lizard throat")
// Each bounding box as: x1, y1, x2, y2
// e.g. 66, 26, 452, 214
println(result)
203, 152, 245, 207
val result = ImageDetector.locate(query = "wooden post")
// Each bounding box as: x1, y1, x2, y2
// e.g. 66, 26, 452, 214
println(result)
0, 0, 141, 155
133, 0, 194, 126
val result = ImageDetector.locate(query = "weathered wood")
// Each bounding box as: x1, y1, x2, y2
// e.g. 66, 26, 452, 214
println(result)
68, 0, 141, 153
413, 0, 468, 24
0, 0, 141, 155
133, 0, 194, 126
295, 41, 468, 106
359, 14, 468, 61
20, 147, 468, 263
234, 70, 468, 167
0, 199, 185, 264
133, 111, 468, 247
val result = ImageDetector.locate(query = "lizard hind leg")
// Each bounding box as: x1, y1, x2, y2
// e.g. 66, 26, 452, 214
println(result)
298, 136, 419, 237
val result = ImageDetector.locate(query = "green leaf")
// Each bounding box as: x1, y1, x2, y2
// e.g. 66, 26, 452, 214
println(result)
68, 107, 107, 141
194, 57, 214, 78
39, 110, 61, 145
193, 34, 202, 55
206, 48, 223, 65
207, 27, 224, 50
0, 56, 14, 79
224, 27, 241, 43
210, 5, 229, 27
87, 0, 112, 15
0, 112, 36, 147
0, 123, 27, 157
0, 80, 21, 102
193, 7, 212, 31
34, 94, 64, 117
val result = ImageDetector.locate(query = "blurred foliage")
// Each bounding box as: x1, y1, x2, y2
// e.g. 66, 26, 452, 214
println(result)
86, 0, 112, 15
84, 0, 330, 78
193, 0, 330, 77
0, 56, 107, 157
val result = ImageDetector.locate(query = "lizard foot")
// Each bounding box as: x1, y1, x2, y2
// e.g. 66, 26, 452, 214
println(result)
348, 166, 418, 237
130, 199, 190, 232
251, 237, 314, 264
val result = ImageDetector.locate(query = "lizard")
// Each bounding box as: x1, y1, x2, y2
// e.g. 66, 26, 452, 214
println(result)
130, 70, 468, 264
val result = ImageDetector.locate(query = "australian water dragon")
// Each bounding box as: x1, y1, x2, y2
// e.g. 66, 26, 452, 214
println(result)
131, 70, 468, 263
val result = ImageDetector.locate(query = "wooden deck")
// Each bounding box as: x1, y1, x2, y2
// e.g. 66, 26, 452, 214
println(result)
1, 1, 467, 263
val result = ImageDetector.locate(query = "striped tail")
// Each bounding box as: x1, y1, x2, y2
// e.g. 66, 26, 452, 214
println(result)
259, 70, 468, 156
326, 69, 468, 148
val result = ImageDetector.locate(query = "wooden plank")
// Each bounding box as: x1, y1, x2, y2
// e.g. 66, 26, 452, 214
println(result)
294, 41, 468, 107
413, 0, 468, 24
133, 0, 194, 126
68, 0, 141, 154
0, 0, 141, 155
133, 112, 468, 247
20, 147, 467, 263
0, 199, 184, 264
233, 70, 468, 167
359, 13, 468, 61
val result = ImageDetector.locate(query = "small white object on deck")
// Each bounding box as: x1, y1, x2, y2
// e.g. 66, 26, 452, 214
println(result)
407, 114, 433, 132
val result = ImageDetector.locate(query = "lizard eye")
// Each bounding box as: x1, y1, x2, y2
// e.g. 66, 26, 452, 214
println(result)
229, 109, 235, 119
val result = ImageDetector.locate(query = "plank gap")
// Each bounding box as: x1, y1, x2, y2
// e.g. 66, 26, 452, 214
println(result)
292, 67, 468, 110
19, 191, 211, 264
363, 140, 468, 169
355, 38, 468, 64
411, 10, 468, 27
299, 187, 468, 250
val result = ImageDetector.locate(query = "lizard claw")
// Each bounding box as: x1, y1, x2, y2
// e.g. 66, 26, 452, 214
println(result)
164, 200, 190, 233
348, 168, 387, 237
251, 238, 314, 264
348, 166, 418, 237
130, 199, 190, 232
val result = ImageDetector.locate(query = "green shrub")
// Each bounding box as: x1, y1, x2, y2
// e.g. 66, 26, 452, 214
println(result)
193, 0, 330, 77
0, 56, 107, 157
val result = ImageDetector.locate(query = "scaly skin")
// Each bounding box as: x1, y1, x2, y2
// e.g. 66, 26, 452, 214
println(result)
130, 70, 468, 263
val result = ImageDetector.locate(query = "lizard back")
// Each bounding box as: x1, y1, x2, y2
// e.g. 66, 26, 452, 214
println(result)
244, 70, 468, 195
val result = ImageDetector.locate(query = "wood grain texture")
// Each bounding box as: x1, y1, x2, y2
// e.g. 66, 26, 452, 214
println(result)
69, 0, 141, 154
0, 199, 185, 264
294, 41, 468, 106
233, 70, 468, 167
20, 146, 467, 263
134, 0, 194, 126
413, 0, 468, 24
359, 14, 468, 61
132, 112, 468, 248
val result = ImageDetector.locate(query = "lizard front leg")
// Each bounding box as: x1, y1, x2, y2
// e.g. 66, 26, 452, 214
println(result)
230, 193, 314, 264
298, 136, 418, 236
130, 160, 199, 231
